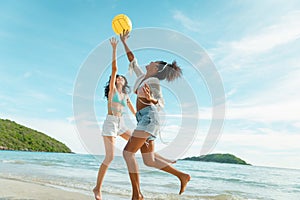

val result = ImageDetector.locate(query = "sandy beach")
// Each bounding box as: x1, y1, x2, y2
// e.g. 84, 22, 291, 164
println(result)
0, 177, 93, 200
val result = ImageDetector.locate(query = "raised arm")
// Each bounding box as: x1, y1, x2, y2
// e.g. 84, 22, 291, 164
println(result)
108, 37, 118, 94
120, 30, 144, 77
120, 30, 134, 62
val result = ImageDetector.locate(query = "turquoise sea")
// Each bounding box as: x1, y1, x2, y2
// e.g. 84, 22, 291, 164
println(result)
0, 151, 300, 200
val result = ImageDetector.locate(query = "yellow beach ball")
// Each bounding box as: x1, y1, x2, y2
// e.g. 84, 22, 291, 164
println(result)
112, 14, 132, 35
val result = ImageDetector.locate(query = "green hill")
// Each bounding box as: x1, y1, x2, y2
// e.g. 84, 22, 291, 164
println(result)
182, 153, 250, 165
0, 119, 72, 153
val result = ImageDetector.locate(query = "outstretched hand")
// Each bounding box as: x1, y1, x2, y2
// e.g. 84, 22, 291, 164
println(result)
109, 37, 118, 49
142, 83, 152, 101
120, 29, 130, 43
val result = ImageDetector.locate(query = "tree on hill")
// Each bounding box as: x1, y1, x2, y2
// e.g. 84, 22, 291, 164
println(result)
0, 119, 71, 153
183, 153, 250, 165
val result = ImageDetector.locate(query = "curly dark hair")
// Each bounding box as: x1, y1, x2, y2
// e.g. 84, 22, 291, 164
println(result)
104, 74, 131, 99
154, 61, 182, 82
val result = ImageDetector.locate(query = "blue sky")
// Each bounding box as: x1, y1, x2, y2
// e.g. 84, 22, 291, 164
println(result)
1, 0, 300, 169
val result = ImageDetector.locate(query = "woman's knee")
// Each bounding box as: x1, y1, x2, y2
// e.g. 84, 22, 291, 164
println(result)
123, 149, 135, 161
143, 157, 155, 167
103, 153, 114, 165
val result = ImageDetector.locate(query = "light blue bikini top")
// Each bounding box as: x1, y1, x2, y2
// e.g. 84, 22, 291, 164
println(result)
112, 91, 127, 107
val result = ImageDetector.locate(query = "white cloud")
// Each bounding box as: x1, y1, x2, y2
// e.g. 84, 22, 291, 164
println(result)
227, 100, 300, 122
191, 10, 300, 170
226, 88, 237, 98
209, 10, 300, 123
173, 11, 202, 32
293, 122, 300, 128
227, 11, 300, 54
212, 10, 300, 73
226, 66, 300, 122
214, 129, 300, 169
174, 116, 300, 168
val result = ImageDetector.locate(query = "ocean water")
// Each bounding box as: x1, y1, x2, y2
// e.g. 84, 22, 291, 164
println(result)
0, 151, 300, 200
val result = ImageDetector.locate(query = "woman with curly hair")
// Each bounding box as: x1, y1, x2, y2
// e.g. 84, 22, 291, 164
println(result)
120, 31, 191, 200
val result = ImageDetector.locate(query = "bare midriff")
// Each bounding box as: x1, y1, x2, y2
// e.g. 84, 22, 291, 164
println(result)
136, 97, 152, 111
107, 102, 124, 117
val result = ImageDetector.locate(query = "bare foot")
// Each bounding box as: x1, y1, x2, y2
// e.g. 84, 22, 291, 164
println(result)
166, 158, 177, 164
164, 158, 176, 164
160, 157, 177, 164
93, 187, 102, 200
170, 160, 177, 164
179, 174, 191, 195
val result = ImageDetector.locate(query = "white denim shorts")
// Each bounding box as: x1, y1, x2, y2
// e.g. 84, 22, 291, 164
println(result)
102, 115, 129, 137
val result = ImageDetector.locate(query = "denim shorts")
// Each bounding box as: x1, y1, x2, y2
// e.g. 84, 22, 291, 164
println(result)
135, 105, 160, 141
102, 115, 128, 137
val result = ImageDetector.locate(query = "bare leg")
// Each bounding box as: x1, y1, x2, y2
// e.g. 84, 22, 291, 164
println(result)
120, 131, 176, 164
120, 130, 131, 140
93, 136, 115, 200
154, 153, 176, 164
141, 140, 191, 195
123, 130, 150, 200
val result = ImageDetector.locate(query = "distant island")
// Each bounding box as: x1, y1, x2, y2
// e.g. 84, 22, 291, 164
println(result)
182, 153, 251, 165
0, 118, 72, 153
